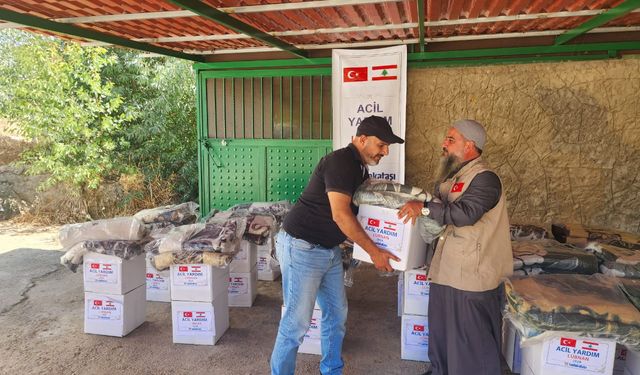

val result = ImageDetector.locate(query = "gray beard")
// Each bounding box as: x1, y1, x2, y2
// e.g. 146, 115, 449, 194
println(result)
436, 154, 463, 182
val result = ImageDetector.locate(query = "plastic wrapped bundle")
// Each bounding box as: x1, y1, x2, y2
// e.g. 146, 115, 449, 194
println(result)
510, 224, 548, 241
619, 278, 640, 311
511, 239, 598, 275
151, 251, 234, 271
60, 240, 144, 272
552, 222, 640, 250
352, 180, 444, 243
134, 202, 199, 224
148, 218, 245, 270
59, 216, 146, 248
211, 210, 278, 245
159, 218, 245, 254
505, 274, 640, 349
586, 242, 640, 278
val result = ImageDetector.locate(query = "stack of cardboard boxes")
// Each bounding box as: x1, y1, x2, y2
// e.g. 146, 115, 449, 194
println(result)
257, 237, 281, 281
399, 268, 430, 362
502, 318, 631, 375
228, 240, 258, 307
281, 302, 322, 355
145, 253, 171, 302
170, 264, 230, 345
83, 252, 146, 337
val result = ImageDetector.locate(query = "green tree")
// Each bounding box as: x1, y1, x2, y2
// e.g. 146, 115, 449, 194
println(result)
0, 30, 131, 190
0, 30, 198, 210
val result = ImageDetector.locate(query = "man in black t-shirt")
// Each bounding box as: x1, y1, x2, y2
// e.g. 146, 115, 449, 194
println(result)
270, 116, 404, 375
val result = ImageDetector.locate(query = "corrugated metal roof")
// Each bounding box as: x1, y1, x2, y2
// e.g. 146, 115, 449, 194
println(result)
1, 0, 639, 61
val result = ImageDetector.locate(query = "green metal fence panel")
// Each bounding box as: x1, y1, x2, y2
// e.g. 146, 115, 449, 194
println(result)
197, 67, 333, 214
267, 146, 328, 203
206, 142, 265, 209
204, 139, 330, 211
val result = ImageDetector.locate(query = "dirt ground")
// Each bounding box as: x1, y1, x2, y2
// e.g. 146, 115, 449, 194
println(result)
0, 221, 431, 375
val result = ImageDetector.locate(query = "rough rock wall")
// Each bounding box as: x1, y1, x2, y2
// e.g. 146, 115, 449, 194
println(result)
405, 58, 640, 233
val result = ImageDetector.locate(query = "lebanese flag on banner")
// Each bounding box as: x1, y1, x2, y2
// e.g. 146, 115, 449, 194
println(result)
371, 64, 398, 81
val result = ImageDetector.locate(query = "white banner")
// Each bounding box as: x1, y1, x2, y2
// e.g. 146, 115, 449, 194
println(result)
332, 45, 407, 183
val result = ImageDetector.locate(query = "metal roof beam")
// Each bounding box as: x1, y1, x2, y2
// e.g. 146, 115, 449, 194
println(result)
5, 4, 635, 28
0, 8, 204, 62
167, 0, 307, 58
555, 0, 640, 45
417, 0, 425, 52
80, 22, 640, 46
180, 26, 640, 55
1, 0, 401, 25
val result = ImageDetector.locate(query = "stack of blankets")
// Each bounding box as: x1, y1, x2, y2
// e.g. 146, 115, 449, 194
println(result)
505, 274, 640, 349
511, 239, 598, 276
552, 222, 640, 278
208, 200, 292, 247
59, 216, 148, 272
60, 201, 246, 272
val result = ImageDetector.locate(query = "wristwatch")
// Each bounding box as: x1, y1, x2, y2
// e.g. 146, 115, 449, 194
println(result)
421, 201, 430, 216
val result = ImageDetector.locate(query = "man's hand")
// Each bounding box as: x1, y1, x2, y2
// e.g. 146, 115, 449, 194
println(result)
370, 247, 401, 272
397, 200, 424, 225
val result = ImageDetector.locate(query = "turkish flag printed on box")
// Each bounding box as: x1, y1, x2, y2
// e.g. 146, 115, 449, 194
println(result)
560, 337, 577, 347
416, 274, 427, 281
343, 67, 368, 82
367, 218, 380, 227
413, 325, 425, 332
183, 311, 193, 318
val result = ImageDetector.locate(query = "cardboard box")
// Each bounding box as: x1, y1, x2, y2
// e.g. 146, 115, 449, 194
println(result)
614, 346, 628, 375
230, 240, 258, 273
626, 347, 639, 375
84, 284, 146, 337
228, 267, 258, 307
257, 245, 281, 281
280, 306, 321, 355
171, 292, 229, 345
502, 318, 522, 374
401, 314, 429, 362
353, 205, 427, 271
403, 269, 429, 316
521, 333, 617, 375
83, 252, 145, 294
145, 254, 170, 302
170, 264, 229, 302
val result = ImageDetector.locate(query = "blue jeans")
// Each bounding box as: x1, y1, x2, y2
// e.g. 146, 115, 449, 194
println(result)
270, 230, 348, 375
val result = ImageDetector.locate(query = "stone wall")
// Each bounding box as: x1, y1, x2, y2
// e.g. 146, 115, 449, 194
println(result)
405, 58, 640, 233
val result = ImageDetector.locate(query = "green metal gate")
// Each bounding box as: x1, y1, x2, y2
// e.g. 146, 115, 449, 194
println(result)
196, 63, 333, 215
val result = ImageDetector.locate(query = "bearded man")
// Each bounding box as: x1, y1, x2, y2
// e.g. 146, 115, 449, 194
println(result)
271, 115, 403, 375
398, 119, 513, 375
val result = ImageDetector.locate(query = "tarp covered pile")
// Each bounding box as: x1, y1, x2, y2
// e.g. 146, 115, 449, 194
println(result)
505, 274, 640, 349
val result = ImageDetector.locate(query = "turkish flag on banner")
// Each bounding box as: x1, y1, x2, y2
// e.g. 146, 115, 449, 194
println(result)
343, 67, 368, 82
451, 182, 464, 193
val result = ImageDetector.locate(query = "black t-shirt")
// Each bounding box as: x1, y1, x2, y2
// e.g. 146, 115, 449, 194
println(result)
282, 143, 368, 248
